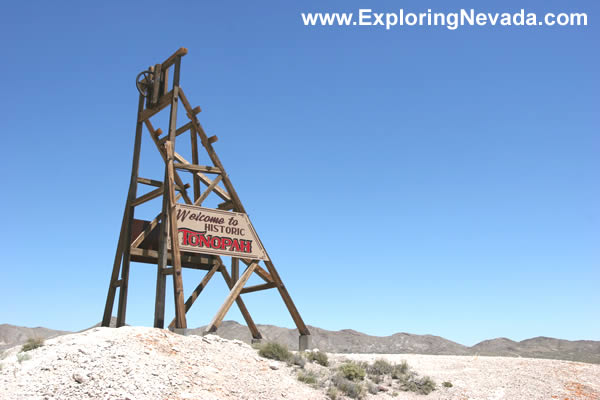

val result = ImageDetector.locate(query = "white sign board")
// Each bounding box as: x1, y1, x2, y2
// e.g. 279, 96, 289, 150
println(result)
172, 204, 269, 261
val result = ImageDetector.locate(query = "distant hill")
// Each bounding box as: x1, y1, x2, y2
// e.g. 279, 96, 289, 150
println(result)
190, 321, 470, 355
1, 320, 598, 363
0, 324, 70, 352
471, 336, 600, 364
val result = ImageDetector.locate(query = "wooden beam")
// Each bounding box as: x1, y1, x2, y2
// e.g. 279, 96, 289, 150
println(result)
131, 187, 163, 207
190, 125, 201, 201
217, 200, 234, 210
178, 88, 246, 213
161, 47, 187, 70
239, 258, 273, 283
115, 93, 146, 328
159, 121, 192, 145
137, 177, 163, 188
143, 120, 193, 205
219, 265, 262, 339
194, 174, 223, 206
240, 282, 277, 294
173, 152, 231, 201
205, 262, 258, 333
264, 259, 310, 336
231, 257, 239, 284
173, 163, 222, 174
138, 90, 174, 122
131, 213, 161, 249
130, 248, 213, 269
167, 260, 221, 329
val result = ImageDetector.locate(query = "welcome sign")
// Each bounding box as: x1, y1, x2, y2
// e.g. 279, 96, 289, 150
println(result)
171, 204, 269, 261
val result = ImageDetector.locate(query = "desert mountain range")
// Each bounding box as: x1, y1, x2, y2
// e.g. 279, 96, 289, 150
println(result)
1, 320, 598, 364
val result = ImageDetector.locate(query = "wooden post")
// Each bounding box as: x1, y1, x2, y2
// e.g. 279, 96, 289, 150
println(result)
112, 93, 145, 328
231, 258, 239, 284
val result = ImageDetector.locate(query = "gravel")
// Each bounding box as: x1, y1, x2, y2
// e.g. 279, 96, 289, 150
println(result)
1, 326, 598, 400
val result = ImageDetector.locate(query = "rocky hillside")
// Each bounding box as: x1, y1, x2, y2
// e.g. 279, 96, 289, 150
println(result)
2, 320, 599, 363
0, 324, 69, 352
1, 326, 599, 400
190, 322, 470, 355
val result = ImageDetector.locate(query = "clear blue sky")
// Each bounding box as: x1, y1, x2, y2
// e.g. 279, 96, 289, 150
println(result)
0, 1, 597, 347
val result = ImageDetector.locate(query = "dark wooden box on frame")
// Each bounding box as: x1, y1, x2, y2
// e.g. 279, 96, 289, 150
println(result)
101, 48, 311, 351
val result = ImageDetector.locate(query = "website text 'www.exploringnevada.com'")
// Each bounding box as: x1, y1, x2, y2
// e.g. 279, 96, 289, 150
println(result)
301, 9, 588, 30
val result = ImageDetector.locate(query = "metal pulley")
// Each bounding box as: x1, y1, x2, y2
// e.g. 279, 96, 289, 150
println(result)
136, 70, 154, 98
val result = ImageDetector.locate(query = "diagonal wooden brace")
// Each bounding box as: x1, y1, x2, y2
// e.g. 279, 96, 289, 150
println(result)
167, 260, 221, 329
204, 262, 258, 334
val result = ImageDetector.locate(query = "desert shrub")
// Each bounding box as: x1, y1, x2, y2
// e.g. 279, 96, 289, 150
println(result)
399, 375, 436, 395
368, 358, 394, 376
258, 342, 291, 361
22, 338, 44, 352
332, 374, 365, 399
297, 370, 318, 385
338, 361, 366, 381
442, 381, 453, 388
17, 353, 31, 363
391, 391, 399, 397
366, 381, 379, 394
306, 350, 329, 366
326, 386, 339, 400
391, 360, 409, 379
289, 353, 306, 368
370, 374, 382, 384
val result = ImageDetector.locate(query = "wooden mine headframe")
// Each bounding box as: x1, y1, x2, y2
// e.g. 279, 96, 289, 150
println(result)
101, 48, 311, 350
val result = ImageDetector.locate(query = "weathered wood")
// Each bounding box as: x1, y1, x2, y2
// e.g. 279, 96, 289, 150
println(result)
217, 200, 234, 210
161, 47, 187, 70
130, 247, 214, 269
208, 135, 218, 144
167, 260, 221, 329
131, 213, 161, 249
231, 257, 239, 284
144, 119, 193, 205
264, 259, 310, 336
113, 279, 123, 287
219, 265, 262, 339
205, 262, 257, 333
240, 282, 277, 294
159, 121, 192, 145
164, 80, 187, 330
115, 93, 146, 328
173, 152, 231, 201
131, 186, 163, 207
137, 177, 163, 188
239, 258, 273, 283
179, 88, 246, 213
138, 90, 173, 122
102, 202, 127, 326
151, 63, 162, 105
190, 125, 201, 201
194, 174, 223, 205
173, 163, 222, 174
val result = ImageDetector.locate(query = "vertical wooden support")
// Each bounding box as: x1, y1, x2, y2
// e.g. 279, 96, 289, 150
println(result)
190, 125, 201, 201
231, 258, 239, 284
165, 55, 187, 329
113, 93, 146, 328
154, 206, 168, 328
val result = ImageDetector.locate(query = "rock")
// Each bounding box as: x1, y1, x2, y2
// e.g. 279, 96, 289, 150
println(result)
72, 373, 86, 384
269, 362, 279, 370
